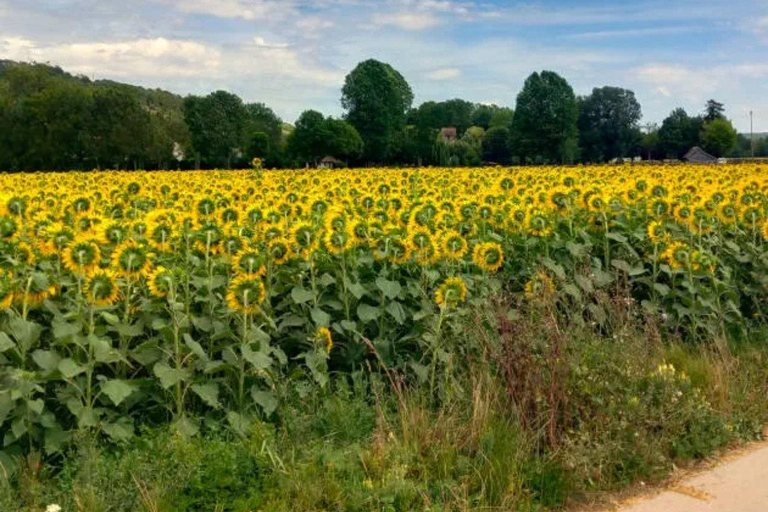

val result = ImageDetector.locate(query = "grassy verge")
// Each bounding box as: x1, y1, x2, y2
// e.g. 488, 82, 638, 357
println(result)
3, 294, 768, 512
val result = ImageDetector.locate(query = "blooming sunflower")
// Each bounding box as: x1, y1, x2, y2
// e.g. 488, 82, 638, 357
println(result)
434, 276, 467, 308
646, 220, 667, 244
111, 240, 151, 278
232, 248, 267, 278
85, 269, 119, 306
314, 326, 333, 353
472, 242, 504, 272
226, 274, 266, 315
146, 266, 174, 299
439, 231, 468, 260
62, 237, 102, 275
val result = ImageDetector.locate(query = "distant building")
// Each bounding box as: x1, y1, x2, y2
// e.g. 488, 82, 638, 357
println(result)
439, 127, 458, 143
318, 156, 343, 169
683, 146, 717, 164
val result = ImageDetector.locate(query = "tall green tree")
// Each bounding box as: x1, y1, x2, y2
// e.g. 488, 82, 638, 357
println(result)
90, 87, 151, 169
512, 71, 579, 164
482, 126, 512, 164
184, 91, 247, 168
578, 86, 642, 162
657, 108, 703, 159
244, 102, 283, 164
287, 110, 362, 165
341, 59, 413, 163
704, 99, 725, 122
701, 118, 737, 157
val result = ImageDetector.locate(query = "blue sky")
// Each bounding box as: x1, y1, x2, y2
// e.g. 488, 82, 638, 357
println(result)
1, 0, 767, 131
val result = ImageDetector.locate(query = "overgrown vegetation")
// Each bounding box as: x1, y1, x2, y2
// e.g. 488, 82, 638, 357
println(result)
3, 290, 767, 512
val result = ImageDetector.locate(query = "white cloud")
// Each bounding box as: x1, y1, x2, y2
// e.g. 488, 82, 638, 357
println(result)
567, 26, 700, 40
156, 0, 296, 20
1, 37, 222, 77
253, 37, 289, 49
372, 12, 441, 30
427, 67, 460, 80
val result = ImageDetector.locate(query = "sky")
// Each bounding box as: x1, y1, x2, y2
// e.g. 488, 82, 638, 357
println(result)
1, 0, 767, 132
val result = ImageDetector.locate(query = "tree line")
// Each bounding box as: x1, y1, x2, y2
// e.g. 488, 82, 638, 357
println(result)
0, 59, 761, 171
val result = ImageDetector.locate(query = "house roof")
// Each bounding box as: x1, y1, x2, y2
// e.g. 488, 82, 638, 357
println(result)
683, 146, 717, 164
440, 127, 457, 138
320, 156, 342, 164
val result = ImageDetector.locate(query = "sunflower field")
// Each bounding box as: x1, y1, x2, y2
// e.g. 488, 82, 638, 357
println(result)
1, 164, 768, 465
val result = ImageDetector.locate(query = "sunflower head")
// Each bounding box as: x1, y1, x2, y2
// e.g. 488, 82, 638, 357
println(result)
85, 269, 119, 306
472, 242, 504, 272
314, 326, 333, 353
0, 269, 13, 310
435, 276, 467, 309
146, 266, 175, 299
111, 240, 151, 278
62, 237, 102, 275
226, 275, 266, 315
232, 248, 267, 278
524, 271, 556, 300
439, 231, 468, 260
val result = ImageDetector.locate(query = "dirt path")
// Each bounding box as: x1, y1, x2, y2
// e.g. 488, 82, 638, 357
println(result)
613, 442, 768, 511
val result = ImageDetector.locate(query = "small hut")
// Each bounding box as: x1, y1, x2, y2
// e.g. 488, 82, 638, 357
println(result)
318, 156, 342, 169
683, 146, 716, 164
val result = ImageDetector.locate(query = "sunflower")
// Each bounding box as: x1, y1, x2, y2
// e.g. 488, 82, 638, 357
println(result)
146, 266, 175, 299
407, 227, 439, 264
111, 240, 151, 278
646, 220, 667, 244
62, 237, 102, 275
0, 269, 13, 310
524, 271, 555, 300
314, 326, 333, 353
85, 269, 119, 306
472, 242, 504, 272
660, 241, 691, 270
0, 214, 18, 240
439, 231, 468, 260
434, 276, 467, 308
324, 228, 353, 255
226, 274, 266, 315
291, 222, 319, 257
527, 209, 553, 237
232, 248, 267, 278
267, 237, 292, 266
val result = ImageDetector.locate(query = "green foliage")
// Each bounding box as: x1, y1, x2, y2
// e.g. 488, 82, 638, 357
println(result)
512, 70, 579, 164
658, 108, 704, 159
701, 117, 738, 157
341, 59, 414, 163
578, 86, 642, 162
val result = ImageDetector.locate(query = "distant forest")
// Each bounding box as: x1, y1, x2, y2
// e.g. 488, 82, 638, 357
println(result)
1, 59, 766, 171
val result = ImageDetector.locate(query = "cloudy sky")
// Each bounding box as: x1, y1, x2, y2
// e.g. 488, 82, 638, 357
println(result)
2, 0, 767, 131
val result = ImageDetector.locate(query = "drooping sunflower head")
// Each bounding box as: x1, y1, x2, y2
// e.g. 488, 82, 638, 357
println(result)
646, 220, 667, 244
524, 271, 556, 300
314, 326, 333, 353
527, 210, 552, 237
111, 240, 151, 278
0, 269, 13, 310
434, 276, 467, 309
232, 248, 266, 277
0, 214, 18, 240
267, 237, 292, 266
324, 228, 352, 255
146, 266, 175, 299
439, 231, 468, 260
62, 237, 102, 275
472, 242, 504, 272
291, 222, 319, 256
226, 274, 266, 315
85, 269, 119, 306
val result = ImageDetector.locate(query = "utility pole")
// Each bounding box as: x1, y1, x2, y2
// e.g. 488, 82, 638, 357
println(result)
750, 110, 754, 158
